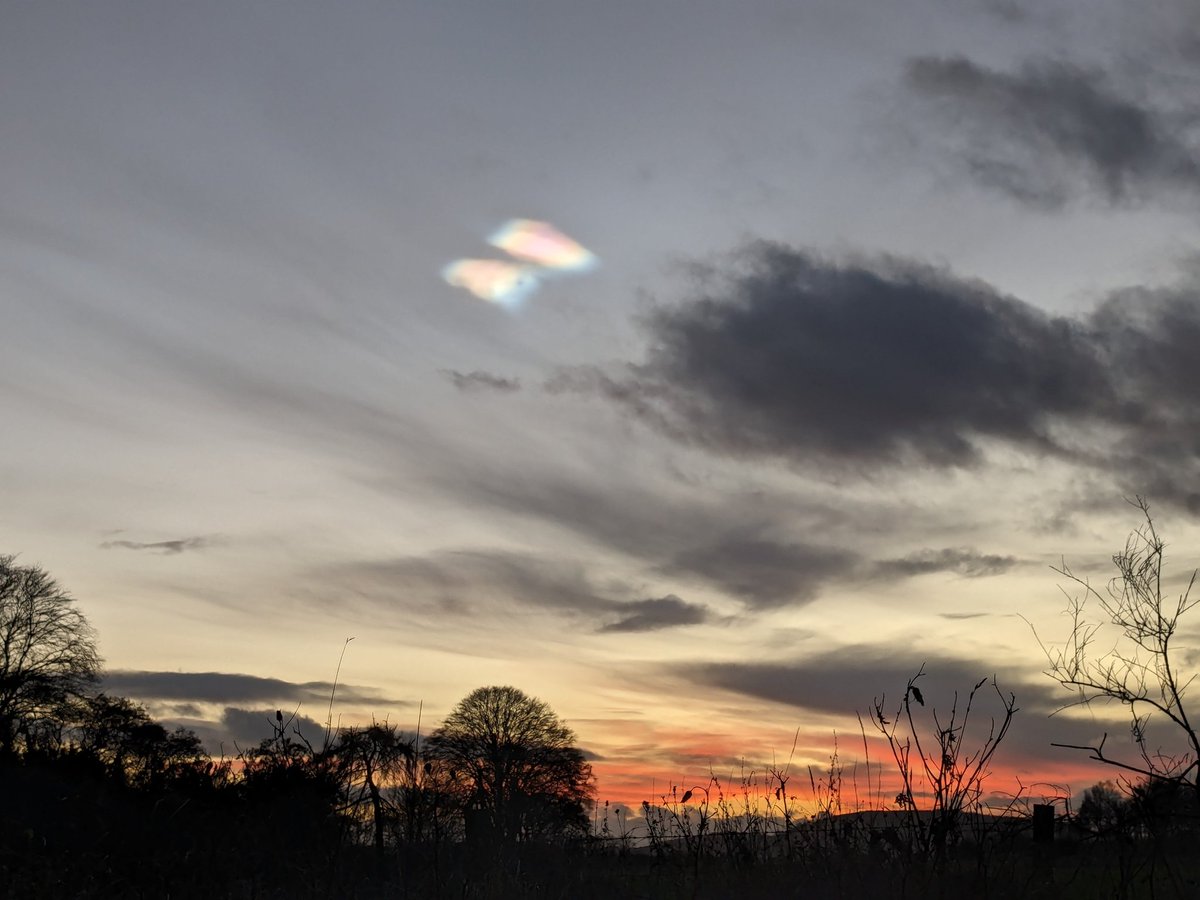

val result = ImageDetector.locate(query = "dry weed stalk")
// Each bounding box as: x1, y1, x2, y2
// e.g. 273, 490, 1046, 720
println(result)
871, 665, 1018, 863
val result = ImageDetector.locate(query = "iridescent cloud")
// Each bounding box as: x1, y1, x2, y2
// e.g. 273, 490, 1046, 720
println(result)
488, 219, 596, 272
443, 219, 596, 306
441, 258, 540, 306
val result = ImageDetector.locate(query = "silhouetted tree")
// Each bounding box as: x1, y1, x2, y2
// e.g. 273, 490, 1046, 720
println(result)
0, 556, 100, 756
1130, 774, 1200, 835
427, 686, 593, 845
335, 721, 413, 855
236, 712, 347, 880
1042, 498, 1200, 804
75, 693, 208, 789
1076, 780, 1130, 836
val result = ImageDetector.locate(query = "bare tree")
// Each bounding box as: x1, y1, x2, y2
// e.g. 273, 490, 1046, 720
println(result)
1042, 498, 1200, 801
335, 721, 414, 855
426, 685, 594, 845
0, 555, 100, 755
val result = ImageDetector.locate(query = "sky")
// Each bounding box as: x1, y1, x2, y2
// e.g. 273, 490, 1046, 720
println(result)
5, 0, 1200, 810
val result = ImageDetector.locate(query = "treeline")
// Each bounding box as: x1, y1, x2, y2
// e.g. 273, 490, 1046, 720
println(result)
2, 689, 559, 897
0, 555, 592, 898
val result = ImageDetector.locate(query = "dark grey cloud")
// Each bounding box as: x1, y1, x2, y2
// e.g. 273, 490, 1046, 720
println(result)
102, 670, 407, 708
665, 538, 859, 609
561, 243, 1200, 512
1092, 287, 1200, 513
441, 369, 521, 393
561, 243, 1108, 468
905, 55, 1200, 205
599, 594, 709, 633
100, 536, 210, 554
873, 547, 1020, 579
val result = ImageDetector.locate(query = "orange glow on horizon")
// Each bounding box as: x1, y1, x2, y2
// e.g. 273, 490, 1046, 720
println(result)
584, 722, 1111, 816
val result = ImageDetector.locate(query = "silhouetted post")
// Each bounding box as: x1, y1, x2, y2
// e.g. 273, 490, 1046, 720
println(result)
1031, 802, 1056, 889
1032, 804, 1055, 843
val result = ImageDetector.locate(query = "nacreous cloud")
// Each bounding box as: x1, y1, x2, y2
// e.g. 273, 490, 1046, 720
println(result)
555, 243, 1200, 509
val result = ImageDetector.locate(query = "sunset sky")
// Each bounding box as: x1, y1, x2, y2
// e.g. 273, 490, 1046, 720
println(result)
6, 0, 1200, 810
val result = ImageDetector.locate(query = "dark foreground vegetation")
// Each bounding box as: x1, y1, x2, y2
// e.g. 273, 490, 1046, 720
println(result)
5, 727, 1200, 900
4, 499, 1200, 897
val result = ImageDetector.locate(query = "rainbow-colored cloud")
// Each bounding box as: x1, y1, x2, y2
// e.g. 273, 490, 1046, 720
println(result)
443, 219, 596, 307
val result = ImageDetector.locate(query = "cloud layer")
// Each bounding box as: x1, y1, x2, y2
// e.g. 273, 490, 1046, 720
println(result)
906, 55, 1200, 206
102, 670, 406, 707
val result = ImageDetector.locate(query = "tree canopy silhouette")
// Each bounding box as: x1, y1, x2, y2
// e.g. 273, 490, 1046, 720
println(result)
75, 693, 208, 789
0, 555, 100, 755
426, 685, 593, 845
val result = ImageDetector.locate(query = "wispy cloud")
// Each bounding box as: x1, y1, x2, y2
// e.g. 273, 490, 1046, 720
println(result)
321, 550, 611, 617
441, 369, 522, 393
316, 550, 714, 633
664, 538, 859, 609
905, 55, 1200, 206
872, 547, 1020, 579
599, 594, 709, 633
100, 536, 212, 554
